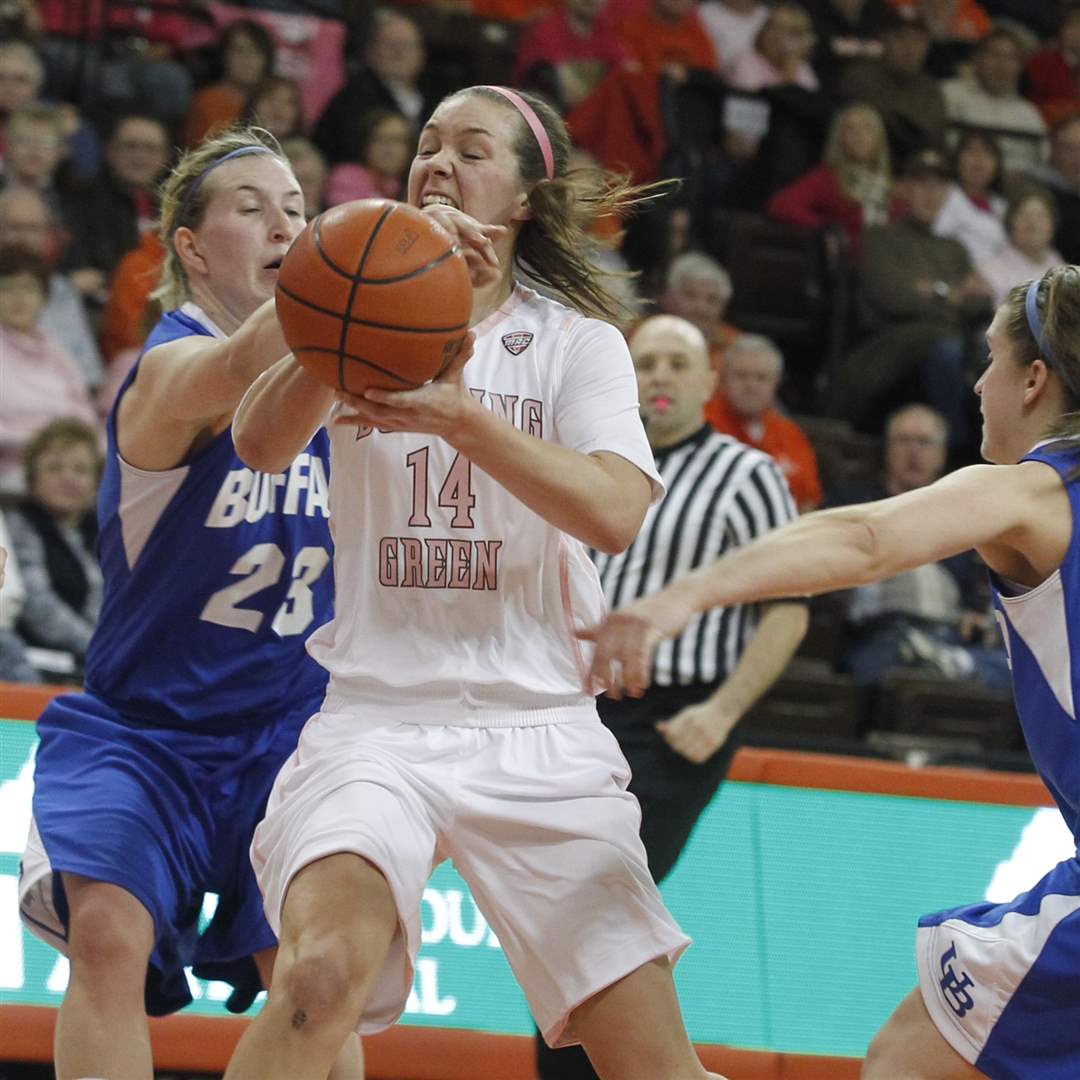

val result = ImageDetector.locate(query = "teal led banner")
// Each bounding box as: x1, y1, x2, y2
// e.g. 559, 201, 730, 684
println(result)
1, 719, 1072, 1056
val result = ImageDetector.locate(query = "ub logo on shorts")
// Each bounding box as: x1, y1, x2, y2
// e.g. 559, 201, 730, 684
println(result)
501, 331, 534, 355
939, 941, 976, 1017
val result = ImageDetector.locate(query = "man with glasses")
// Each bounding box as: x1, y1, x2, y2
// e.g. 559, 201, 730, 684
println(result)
62, 114, 169, 306
830, 403, 1010, 697
0, 186, 103, 389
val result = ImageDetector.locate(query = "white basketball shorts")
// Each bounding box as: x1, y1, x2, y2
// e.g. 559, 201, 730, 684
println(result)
252, 705, 690, 1047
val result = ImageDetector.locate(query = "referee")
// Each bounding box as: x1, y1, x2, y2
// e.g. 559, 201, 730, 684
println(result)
536, 313, 809, 1080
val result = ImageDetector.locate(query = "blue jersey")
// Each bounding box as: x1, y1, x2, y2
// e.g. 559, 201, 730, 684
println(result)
991, 441, 1080, 841
83, 304, 333, 731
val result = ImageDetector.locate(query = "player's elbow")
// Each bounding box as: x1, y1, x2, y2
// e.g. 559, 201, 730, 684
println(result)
846, 515, 892, 584
233, 419, 290, 475
591, 522, 638, 556
591, 502, 649, 555
587, 461, 652, 554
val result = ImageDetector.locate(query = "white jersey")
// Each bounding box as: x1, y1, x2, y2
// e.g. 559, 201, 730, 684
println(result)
308, 284, 663, 724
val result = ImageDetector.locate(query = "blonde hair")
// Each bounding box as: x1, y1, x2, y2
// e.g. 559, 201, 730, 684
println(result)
450, 87, 670, 324
824, 102, 891, 199
23, 417, 104, 489
152, 126, 288, 311
1004, 267, 1080, 442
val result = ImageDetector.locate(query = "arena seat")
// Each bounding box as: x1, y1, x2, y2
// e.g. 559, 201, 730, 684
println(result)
880, 673, 1021, 752
705, 210, 848, 411
743, 657, 861, 744
794, 414, 881, 495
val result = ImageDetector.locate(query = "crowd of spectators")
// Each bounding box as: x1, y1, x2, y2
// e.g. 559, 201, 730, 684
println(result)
0, 0, 1067, 759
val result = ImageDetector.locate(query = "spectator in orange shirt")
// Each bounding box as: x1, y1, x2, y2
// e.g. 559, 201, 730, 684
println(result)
97, 229, 163, 364
706, 333, 823, 509
181, 20, 276, 148
659, 251, 741, 375
617, 0, 720, 78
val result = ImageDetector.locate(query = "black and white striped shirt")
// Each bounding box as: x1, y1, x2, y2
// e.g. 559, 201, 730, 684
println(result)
593, 425, 797, 686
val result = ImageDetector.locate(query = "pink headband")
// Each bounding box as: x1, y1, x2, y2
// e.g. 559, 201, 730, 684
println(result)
480, 85, 554, 181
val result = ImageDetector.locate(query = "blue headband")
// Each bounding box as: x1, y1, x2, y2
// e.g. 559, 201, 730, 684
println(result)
1025, 277, 1057, 369
176, 145, 276, 226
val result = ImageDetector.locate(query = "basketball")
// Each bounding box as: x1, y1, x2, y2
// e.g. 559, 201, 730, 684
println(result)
275, 198, 473, 395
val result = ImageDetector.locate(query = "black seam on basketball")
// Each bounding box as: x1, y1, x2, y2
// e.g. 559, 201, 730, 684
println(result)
429, 338, 464, 383
333, 203, 395, 389
308, 212, 362, 281
276, 281, 467, 333
355, 245, 461, 285
294, 346, 420, 388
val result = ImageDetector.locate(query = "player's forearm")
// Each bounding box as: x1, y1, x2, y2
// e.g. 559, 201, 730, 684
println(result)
450, 405, 649, 554
707, 601, 808, 728
223, 299, 293, 390
661, 507, 888, 619
234, 356, 334, 474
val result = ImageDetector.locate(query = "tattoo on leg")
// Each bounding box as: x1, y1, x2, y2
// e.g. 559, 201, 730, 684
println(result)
291, 1008, 307, 1030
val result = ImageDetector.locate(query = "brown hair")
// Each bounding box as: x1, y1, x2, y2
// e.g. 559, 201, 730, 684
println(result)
153, 126, 288, 310
22, 416, 103, 489
0, 244, 49, 291
450, 86, 670, 324
1003, 181, 1059, 235
1003, 267, 1080, 441
5, 101, 65, 142
950, 129, 1004, 195
241, 75, 304, 139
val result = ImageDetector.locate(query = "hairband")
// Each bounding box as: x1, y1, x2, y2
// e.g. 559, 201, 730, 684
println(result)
480, 85, 554, 181
176, 144, 276, 227
1025, 277, 1057, 369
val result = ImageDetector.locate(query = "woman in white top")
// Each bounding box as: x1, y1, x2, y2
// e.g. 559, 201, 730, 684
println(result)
223, 86, 726, 1080
725, 1, 819, 91
933, 129, 1008, 265
978, 183, 1064, 307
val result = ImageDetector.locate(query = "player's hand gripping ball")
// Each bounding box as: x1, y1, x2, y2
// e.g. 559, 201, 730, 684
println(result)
275, 198, 473, 395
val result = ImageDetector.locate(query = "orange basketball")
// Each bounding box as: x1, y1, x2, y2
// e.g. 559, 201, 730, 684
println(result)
275, 199, 472, 395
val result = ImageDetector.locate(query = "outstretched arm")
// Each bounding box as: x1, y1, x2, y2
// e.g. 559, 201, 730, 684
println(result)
118, 299, 296, 470
582, 461, 1065, 696
233, 355, 336, 474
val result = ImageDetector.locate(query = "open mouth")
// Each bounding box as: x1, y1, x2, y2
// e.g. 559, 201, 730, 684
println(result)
421, 194, 459, 210
264, 258, 283, 271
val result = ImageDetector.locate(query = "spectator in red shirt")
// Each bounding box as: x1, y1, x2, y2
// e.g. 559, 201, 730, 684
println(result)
706, 333, 822, 510
766, 100, 892, 260
513, 0, 631, 110
1025, 3, 1080, 127
37, 0, 193, 126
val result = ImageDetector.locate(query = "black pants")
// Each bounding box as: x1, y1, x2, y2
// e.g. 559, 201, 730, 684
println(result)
535, 684, 734, 1079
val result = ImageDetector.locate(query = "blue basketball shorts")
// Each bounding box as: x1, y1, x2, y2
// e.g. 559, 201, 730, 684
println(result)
18, 690, 319, 1015
917, 853, 1080, 1080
